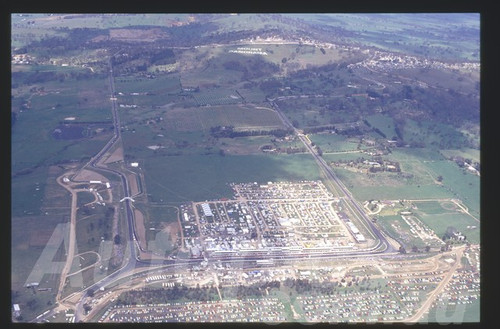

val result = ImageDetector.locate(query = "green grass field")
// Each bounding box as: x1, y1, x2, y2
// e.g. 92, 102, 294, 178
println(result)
439, 148, 480, 163
217, 136, 275, 155
143, 154, 322, 203
321, 145, 471, 202
412, 200, 457, 214
163, 105, 284, 132
347, 181, 453, 201
309, 134, 362, 152
364, 114, 396, 139
115, 75, 181, 94
416, 212, 479, 244
12, 74, 113, 174
424, 161, 479, 218
11, 167, 48, 216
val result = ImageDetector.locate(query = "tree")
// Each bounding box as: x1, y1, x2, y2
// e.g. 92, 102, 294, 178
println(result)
114, 234, 121, 245
436, 175, 443, 182
411, 245, 419, 253
83, 304, 92, 314
87, 288, 95, 297
425, 246, 431, 252
398, 246, 406, 254
27, 298, 37, 310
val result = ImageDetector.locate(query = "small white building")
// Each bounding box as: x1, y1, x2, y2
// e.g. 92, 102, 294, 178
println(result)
13, 304, 20, 317
131, 162, 139, 167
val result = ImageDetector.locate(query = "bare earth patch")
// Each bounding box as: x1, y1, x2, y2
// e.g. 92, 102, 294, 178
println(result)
127, 172, 139, 196
163, 221, 180, 246
134, 209, 147, 251
103, 144, 124, 164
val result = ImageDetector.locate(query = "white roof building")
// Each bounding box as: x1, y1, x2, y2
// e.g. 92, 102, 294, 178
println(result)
201, 203, 213, 217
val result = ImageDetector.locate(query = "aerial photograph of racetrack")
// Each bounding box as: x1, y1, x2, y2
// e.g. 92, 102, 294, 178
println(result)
11, 13, 480, 323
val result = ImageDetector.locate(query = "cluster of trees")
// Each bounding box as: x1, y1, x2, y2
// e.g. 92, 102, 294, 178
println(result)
302, 125, 337, 134
210, 126, 292, 139
337, 126, 363, 137
12, 70, 98, 86
116, 285, 219, 305
23, 28, 105, 57
222, 280, 281, 299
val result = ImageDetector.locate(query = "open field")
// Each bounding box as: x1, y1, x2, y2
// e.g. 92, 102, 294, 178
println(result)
347, 181, 452, 202
192, 89, 243, 106
416, 212, 479, 244
328, 147, 453, 202
115, 75, 181, 94
11, 74, 113, 174
143, 154, 322, 203
164, 105, 285, 132
11, 166, 50, 216
424, 161, 479, 218
217, 136, 275, 155
235, 87, 267, 103
364, 114, 396, 139
439, 148, 480, 163
309, 134, 365, 152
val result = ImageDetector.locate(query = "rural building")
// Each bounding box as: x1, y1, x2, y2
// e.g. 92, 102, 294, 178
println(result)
131, 162, 139, 167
